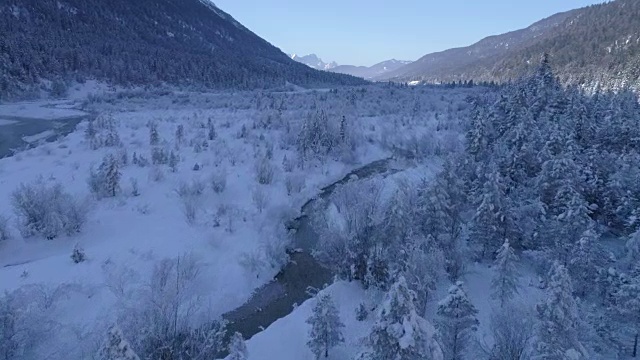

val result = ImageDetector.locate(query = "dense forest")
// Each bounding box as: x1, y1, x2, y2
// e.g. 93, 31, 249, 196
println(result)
0, 0, 366, 100
310, 57, 640, 358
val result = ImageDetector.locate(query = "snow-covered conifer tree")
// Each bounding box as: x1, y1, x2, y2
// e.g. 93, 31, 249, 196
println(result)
100, 154, 121, 197
535, 262, 587, 359
175, 124, 185, 147
228, 332, 248, 360
568, 229, 611, 297
169, 151, 179, 173
471, 170, 513, 259
89, 154, 121, 198
104, 126, 121, 148
625, 229, 640, 271
99, 325, 140, 360
0, 215, 10, 241
436, 281, 479, 360
363, 276, 443, 360
306, 293, 345, 359
85, 118, 97, 142
149, 122, 159, 146
613, 272, 640, 357
491, 239, 519, 307
207, 118, 217, 140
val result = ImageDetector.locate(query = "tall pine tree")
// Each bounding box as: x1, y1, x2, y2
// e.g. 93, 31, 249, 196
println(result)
471, 170, 513, 259
436, 281, 479, 360
491, 239, 520, 307
99, 325, 140, 360
306, 293, 345, 359
568, 229, 611, 298
228, 332, 248, 360
100, 154, 121, 198
536, 262, 587, 359
362, 276, 443, 360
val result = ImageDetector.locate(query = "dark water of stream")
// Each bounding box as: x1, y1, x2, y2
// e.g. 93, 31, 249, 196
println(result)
0, 115, 88, 159
222, 157, 403, 346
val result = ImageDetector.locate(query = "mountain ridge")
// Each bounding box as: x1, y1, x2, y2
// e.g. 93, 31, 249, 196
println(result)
290, 54, 412, 79
376, 9, 579, 82
378, 0, 640, 90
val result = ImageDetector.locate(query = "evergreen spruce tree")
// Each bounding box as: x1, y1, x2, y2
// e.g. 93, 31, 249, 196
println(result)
568, 229, 611, 297
436, 281, 479, 360
85, 118, 97, 142
169, 151, 179, 173
99, 325, 140, 360
306, 293, 345, 359
626, 229, 640, 271
104, 154, 121, 197
363, 276, 443, 360
175, 124, 185, 147
149, 122, 160, 146
104, 126, 121, 147
228, 332, 248, 360
339, 115, 347, 142
613, 272, 640, 357
207, 118, 217, 140
419, 160, 465, 247
491, 239, 520, 307
536, 262, 587, 359
471, 170, 513, 259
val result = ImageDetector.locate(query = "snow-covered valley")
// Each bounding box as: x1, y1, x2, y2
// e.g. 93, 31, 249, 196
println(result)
1, 71, 639, 360
0, 85, 473, 359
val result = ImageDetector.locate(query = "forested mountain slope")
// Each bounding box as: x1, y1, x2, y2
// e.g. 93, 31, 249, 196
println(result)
0, 0, 366, 99
381, 0, 640, 90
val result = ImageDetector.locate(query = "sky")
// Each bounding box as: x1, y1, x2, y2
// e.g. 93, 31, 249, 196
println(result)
213, 0, 608, 67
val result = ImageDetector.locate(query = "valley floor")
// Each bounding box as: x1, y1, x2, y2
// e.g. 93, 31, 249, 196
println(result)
0, 84, 474, 359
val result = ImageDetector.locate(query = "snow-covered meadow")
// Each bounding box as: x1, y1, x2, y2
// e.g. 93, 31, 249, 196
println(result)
0, 84, 477, 359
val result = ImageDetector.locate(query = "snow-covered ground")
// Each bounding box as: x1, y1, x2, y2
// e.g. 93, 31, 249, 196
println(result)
238, 262, 545, 360
240, 281, 374, 360
0, 85, 476, 358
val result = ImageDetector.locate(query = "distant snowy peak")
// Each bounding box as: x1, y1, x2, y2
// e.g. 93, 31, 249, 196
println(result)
331, 59, 413, 80
290, 54, 338, 70
290, 54, 413, 79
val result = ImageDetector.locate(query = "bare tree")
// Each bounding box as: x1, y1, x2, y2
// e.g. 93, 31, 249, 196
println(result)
480, 304, 534, 360
252, 186, 269, 213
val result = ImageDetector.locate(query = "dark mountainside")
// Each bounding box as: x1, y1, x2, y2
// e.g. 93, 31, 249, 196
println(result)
380, 0, 640, 90
0, 0, 366, 100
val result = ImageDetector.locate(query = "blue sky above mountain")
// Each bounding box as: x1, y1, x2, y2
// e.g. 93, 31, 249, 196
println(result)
213, 0, 607, 66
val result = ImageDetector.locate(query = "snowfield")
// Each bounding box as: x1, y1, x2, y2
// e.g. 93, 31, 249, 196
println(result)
239, 281, 373, 360
240, 266, 546, 360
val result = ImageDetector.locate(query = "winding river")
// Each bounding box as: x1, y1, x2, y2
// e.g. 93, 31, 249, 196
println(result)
223, 157, 405, 342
